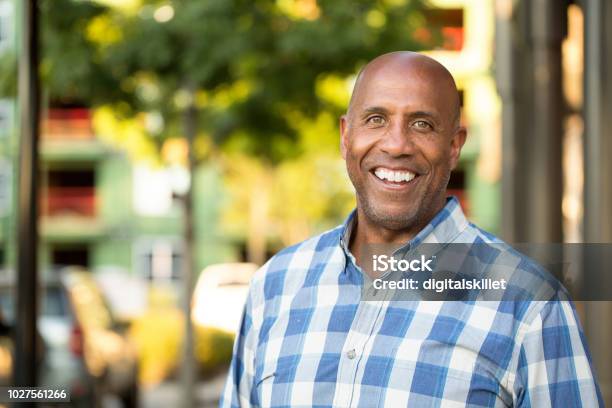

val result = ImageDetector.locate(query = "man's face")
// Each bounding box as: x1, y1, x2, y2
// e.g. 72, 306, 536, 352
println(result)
340, 61, 466, 232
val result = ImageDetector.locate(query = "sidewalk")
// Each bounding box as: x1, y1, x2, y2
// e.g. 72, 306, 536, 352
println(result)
140, 372, 227, 408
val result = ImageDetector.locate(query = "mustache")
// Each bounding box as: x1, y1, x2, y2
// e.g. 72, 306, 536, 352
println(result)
363, 155, 426, 175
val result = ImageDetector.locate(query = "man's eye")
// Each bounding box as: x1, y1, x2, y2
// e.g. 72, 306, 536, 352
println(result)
413, 120, 432, 130
366, 115, 386, 126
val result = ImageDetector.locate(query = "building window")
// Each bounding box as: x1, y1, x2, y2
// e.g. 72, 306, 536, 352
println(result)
43, 168, 96, 217
134, 239, 183, 281
42, 107, 93, 141
51, 245, 89, 270
414, 8, 464, 51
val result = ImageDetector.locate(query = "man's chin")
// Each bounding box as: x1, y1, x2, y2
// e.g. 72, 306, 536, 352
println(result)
362, 204, 419, 231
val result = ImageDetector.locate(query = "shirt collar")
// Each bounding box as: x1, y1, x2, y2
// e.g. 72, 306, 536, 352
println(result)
339, 196, 469, 271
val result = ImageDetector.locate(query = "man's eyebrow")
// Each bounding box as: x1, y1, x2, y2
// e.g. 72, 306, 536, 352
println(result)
405, 110, 439, 121
360, 106, 390, 118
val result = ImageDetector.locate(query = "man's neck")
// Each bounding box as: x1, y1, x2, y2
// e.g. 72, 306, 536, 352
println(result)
348, 201, 446, 269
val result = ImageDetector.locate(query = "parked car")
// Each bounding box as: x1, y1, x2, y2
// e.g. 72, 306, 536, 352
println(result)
191, 263, 258, 334
60, 268, 139, 407
0, 275, 97, 407
0, 269, 139, 407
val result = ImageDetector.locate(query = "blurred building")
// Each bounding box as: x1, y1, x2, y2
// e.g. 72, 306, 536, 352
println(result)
0, 0, 238, 281
34, 105, 236, 282
0, 0, 236, 284
1, 100, 237, 283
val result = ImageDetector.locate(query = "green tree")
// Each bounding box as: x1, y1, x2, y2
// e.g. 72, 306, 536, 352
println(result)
84, 0, 431, 264
94, 0, 429, 159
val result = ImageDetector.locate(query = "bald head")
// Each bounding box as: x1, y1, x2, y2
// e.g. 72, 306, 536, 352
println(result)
347, 52, 461, 128
340, 51, 468, 237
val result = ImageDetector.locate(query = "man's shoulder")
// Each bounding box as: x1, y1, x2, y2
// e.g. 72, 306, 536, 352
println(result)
454, 223, 576, 340
460, 221, 568, 307
462, 223, 557, 281
250, 225, 344, 287
277, 225, 344, 258
457, 221, 505, 244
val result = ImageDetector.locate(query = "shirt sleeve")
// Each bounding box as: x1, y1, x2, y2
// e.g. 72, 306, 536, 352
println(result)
219, 292, 257, 408
513, 300, 603, 407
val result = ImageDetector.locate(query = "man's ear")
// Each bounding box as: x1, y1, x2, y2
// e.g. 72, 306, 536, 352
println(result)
340, 115, 349, 160
449, 126, 467, 170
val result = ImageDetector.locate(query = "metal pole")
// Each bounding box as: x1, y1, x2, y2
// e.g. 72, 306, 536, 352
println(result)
583, 0, 612, 403
14, 0, 39, 389
583, 0, 608, 240
495, 0, 520, 242
527, 0, 564, 242
497, 0, 565, 243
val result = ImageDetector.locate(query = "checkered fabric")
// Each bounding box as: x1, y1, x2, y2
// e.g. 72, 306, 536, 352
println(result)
220, 197, 602, 407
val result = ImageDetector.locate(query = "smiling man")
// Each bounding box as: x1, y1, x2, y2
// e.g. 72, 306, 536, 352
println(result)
221, 52, 602, 407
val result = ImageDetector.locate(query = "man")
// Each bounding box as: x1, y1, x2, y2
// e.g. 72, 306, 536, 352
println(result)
220, 52, 602, 407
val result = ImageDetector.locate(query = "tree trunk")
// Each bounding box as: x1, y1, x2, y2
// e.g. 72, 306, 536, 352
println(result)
181, 85, 197, 408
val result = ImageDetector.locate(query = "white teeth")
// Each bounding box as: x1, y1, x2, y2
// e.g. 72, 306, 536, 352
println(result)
374, 168, 416, 183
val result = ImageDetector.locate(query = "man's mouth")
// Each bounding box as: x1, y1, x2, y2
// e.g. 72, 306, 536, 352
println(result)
372, 167, 418, 185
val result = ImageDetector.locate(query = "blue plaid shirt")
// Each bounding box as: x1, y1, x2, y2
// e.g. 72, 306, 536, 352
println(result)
221, 197, 602, 407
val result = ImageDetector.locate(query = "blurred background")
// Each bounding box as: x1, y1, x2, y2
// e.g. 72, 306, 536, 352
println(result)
0, 0, 611, 406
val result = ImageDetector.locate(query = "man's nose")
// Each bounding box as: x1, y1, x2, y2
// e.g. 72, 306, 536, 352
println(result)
378, 119, 416, 157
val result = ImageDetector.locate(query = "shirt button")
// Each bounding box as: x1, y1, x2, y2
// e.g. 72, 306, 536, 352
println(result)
346, 349, 356, 359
